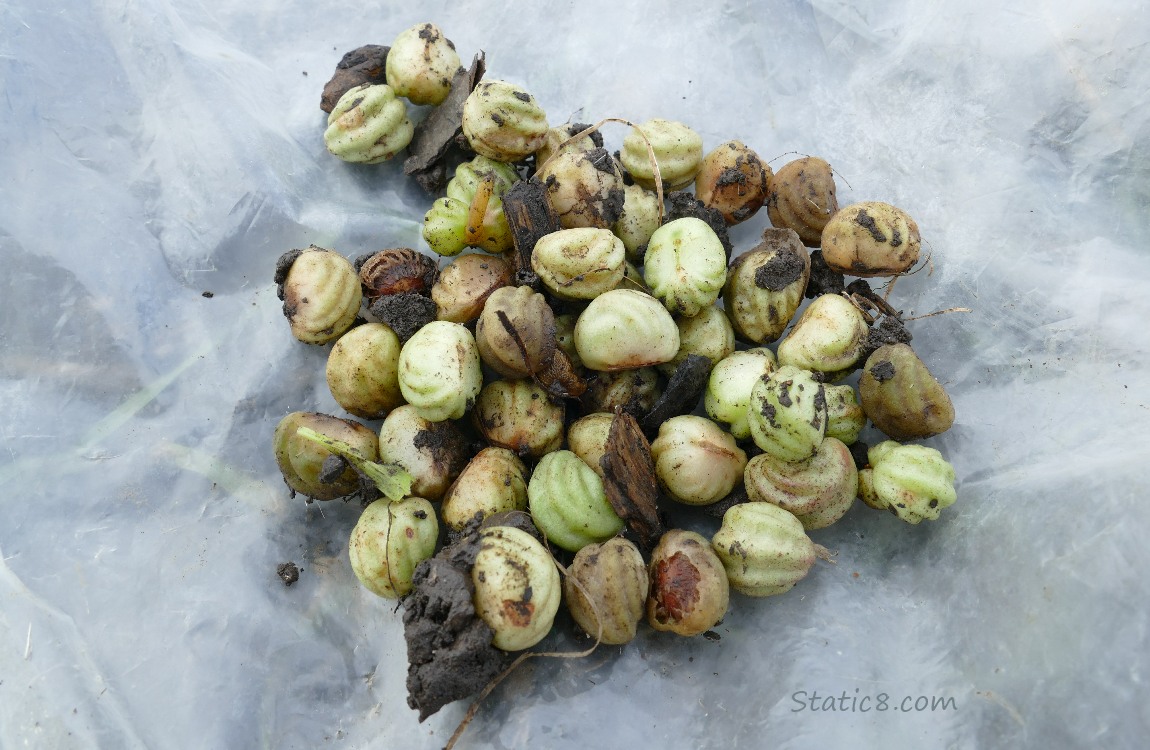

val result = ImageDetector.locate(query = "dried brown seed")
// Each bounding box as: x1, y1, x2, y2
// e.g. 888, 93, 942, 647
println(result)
357, 248, 440, 299
472, 379, 565, 459
722, 228, 810, 344
431, 253, 513, 324
766, 156, 839, 247
647, 530, 730, 637
565, 538, 648, 645
858, 343, 955, 440
475, 285, 558, 378
694, 140, 770, 225
821, 201, 921, 277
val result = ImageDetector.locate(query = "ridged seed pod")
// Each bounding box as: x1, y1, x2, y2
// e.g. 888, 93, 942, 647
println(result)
659, 305, 737, 378
325, 323, 403, 419
711, 503, 819, 597
859, 343, 955, 440
553, 313, 582, 369
565, 413, 615, 478
613, 184, 662, 263
694, 140, 770, 224
377, 405, 470, 500
821, 201, 921, 277
574, 290, 680, 371
348, 497, 438, 598
475, 285, 557, 378
423, 156, 519, 256
647, 530, 729, 636
273, 412, 378, 500
472, 379, 565, 459
472, 525, 562, 651
582, 367, 662, 415
440, 447, 529, 531
704, 348, 778, 440
397, 321, 483, 422
858, 441, 957, 524
565, 538, 648, 645
776, 293, 869, 376
747, 366, 827, 463
538, 147, 626, 230
534, 123, 600, 171
620, 119, 703, 191
644, 217, 728, 317
323, 84, 413, 163
277, 246, 362, 345
527, 450, 624, 552
744, 437, 857, 530
766, 157, 838, 247
824, 384, 866, 445
723, 228, 810, 344
431, 253, 514, 324
385, 22, 460, 106
461, 79, 548, 162
651, 416, 747, 506
532, 227, 626, 300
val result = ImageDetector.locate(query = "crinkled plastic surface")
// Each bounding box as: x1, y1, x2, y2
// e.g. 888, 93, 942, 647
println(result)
2, 1, 1149, 748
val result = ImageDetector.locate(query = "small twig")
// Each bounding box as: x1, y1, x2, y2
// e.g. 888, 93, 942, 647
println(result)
903, 306, 972, 321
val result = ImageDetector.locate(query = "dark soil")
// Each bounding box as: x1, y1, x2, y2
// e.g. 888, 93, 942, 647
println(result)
701, 483, 749, 520
860, 315, 913, 364
403, 527, 511, 721
273, 248, 305, 299
276, 562, 300, 587
369, 293, 437, 343
754, 250, 805, 292
805, 250, 845, 298
665, 191, 733, 259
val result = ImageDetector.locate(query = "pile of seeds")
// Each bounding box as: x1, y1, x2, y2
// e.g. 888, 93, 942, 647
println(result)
272, 21, 960, 728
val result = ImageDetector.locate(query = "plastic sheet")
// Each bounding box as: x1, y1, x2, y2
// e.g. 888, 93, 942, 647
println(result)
2, 1, 1149, 747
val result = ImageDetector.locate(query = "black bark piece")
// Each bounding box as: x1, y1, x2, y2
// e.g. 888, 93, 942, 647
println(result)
369, 293, 437, 343
502, 178, 559, 289
805, 250, 845, 298
600, 411, 663, 553
638, 354, 712, 437
403, 52, 486, 194
664, 191, 733, 259
321, 45, 390, 114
